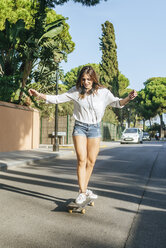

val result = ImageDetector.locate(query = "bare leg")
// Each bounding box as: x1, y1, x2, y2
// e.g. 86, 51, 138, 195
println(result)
85, 137, 100, 189
73, 136, 87, 193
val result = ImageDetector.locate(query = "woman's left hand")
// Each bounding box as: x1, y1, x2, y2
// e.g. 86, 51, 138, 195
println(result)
128, 90, 137, 100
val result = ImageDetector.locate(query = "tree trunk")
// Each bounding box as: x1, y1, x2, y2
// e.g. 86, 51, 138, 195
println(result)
143, 119, 145, 131
133, 115, 137, 127
18, 60, 32, 104
149, 119, 151, 128
159, 114, 164, 138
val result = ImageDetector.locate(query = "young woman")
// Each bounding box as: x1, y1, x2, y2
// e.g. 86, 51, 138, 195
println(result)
29, 66, 137, 204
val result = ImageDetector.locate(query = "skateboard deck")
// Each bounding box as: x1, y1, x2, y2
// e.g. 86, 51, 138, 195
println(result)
67, 198, 94, 214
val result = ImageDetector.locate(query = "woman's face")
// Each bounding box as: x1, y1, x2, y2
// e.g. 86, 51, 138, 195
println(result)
81, 73, 93, 91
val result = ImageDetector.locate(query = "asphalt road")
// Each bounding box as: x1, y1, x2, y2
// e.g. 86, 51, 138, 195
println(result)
0, 141, 166, 248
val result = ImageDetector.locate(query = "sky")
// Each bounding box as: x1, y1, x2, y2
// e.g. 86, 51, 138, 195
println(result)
55, 0, 166, 91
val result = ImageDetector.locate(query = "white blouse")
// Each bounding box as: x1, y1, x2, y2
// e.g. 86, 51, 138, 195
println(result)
46, 86, 123, 124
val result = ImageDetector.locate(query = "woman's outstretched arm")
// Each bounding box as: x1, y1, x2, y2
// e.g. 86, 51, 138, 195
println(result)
28, 87, 77, 104
119, 90, 137, 106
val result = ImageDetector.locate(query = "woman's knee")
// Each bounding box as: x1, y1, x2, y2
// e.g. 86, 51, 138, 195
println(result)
77, 157, 87, 168
87, 157, 96, 168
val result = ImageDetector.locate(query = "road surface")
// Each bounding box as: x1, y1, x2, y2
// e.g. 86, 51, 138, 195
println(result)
0, 141, 166, 248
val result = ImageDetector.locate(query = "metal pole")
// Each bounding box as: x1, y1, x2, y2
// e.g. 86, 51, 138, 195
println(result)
67, 114, 69, 144
40, 117, 42, 144
128, 108, 130, 128
53, 65, 59, 151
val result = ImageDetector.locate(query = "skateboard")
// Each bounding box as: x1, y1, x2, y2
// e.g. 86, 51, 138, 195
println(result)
67, 198, 94, 214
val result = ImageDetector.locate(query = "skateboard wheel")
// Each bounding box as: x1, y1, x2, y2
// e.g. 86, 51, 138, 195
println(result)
68, 209, 73, 214
90, 201, 94, 206
81, 209, 85, 214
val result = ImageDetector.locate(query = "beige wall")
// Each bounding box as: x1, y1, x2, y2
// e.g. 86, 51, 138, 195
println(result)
0, 101, 40, 152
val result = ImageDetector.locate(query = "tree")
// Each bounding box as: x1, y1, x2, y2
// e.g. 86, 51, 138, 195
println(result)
99, 20, 125, 126
0, 0, 106, 104
0, 0, 36, 30
100, 20, 119, 96
0, 19, 26, 102
137, 77, 166, 132
117, 73, 132, 127
42, 0, 106, 7
118, 73, 130, 97
29, 80, 73, 118
0, 0, 105, 30
137, 89, 155, 130
0, 0, 75, 104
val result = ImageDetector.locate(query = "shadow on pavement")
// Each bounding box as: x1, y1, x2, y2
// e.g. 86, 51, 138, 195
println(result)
121, 208, 166, 248
0, 144, 166, 212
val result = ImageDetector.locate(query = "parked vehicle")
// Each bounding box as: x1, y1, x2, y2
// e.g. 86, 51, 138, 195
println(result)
142, 132, 151, 141
121, 128, 143, 144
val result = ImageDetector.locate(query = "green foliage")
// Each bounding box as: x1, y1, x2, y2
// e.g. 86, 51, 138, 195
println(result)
49, 0, 105, 7
0, 0, 36, 30
100, 21, 119, 96
137, 77, 166, 121
57, 84, 74, 116
0, 19, 26, 101
118, 73, 130, 97
0, 0, 106, 30
28, 80, 73, 118
146, 123, 161, 138
144, 77, 166, 113
102, 106, 118, 124
0, 75, 20, 102
99, 20, 123, 125
0, 1, 75, 104
137, 90, 156, 121
148, 123, 160, 131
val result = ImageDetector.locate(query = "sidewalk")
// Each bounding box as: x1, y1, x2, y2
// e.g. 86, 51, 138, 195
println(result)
0, 141, 119, 171
0, 146, 72, 171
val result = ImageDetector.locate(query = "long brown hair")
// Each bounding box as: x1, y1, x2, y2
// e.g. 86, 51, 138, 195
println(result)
76, 66, 104, 99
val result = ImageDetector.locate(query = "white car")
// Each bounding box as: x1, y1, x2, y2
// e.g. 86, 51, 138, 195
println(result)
121, 128, 143, 144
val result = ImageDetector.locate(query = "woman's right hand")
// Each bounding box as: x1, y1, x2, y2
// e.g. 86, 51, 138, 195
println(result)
28, 89, 39, 97
28, 89, 46, 101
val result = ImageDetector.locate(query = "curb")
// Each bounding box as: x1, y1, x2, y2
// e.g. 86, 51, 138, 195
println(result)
0, 143, 112, 171
0, 149, 74, 172
0, 153, 58, 171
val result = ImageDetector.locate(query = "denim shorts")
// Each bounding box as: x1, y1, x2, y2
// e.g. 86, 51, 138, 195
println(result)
72, 120, 101, 138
